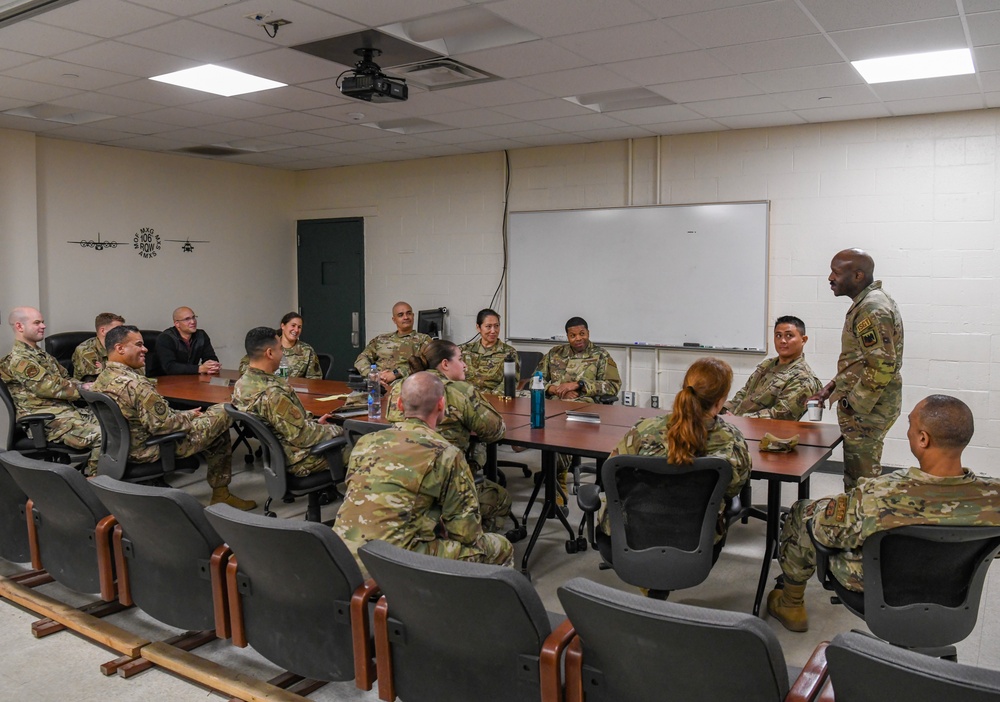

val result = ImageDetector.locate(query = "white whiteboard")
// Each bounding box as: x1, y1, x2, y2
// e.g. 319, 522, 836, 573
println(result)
507, 202, 769, 351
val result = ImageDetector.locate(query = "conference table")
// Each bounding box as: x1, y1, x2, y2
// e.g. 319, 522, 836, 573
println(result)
156, 372, 840, 615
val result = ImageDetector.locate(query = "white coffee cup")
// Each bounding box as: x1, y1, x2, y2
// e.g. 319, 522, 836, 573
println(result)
806, 400, 822, 421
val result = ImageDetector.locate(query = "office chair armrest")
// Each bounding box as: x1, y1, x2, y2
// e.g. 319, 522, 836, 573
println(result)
724, 494, 744, 523
576, 483, 602, 514
595, 394, 619, 405
786, 641, 829, 702
807, 519, 842, 590
144, 430, 187, 447
310, 434, 349, 455
19, 413, 56, 449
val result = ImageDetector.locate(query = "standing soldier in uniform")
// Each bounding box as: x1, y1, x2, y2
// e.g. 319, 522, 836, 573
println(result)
808, 249, 903, 489
334, 371, 513, 575
1, 306, 101, 470
539, 316, 622, 502
768, 395, 1000, 632
72, 312, 126, 381
232, 327, 344, 476
354, 301, 431, 388
94, 325, 255, 509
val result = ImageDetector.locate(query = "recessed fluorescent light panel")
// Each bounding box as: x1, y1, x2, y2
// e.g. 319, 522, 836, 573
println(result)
852, 48, 974, 85
150, 65, 285, 97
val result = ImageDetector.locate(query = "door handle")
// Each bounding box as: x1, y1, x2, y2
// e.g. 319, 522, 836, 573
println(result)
351, 312, 359, 347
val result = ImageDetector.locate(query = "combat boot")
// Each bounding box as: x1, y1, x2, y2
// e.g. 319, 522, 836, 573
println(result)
766, 581, 808, 632
210, 487, 257, 511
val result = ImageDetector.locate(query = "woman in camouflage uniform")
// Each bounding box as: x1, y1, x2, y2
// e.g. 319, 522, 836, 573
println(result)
460, 309, 519, 396
239, 312, 322, 378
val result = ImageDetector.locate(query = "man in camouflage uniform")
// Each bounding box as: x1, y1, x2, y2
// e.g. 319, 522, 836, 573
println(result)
353, 301, 431, 387
72, 312, 126, 381
385, 364, 511, 532
539, 316, 622, 499
724, 315, 822, 421
232, 327, 344, 476
333, 372, 513, 576
768, 395, 1000, 633
809, 249, 903, 488
93, 325, 255, 509
1, 306, 101, 470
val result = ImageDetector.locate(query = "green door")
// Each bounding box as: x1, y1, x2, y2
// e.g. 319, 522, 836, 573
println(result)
296, 218, 365, 380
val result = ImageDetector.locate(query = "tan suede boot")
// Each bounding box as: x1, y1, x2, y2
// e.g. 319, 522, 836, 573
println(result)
210, 487, 257, 511
766, 582, 809, 632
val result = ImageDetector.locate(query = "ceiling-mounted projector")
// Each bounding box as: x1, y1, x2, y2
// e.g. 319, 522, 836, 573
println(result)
339, 47, 408, 103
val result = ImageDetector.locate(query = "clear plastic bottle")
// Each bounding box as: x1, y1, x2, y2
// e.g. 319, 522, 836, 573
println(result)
530, 371, 545, 429
276, 351, 290, 378
367, 364, 382, 420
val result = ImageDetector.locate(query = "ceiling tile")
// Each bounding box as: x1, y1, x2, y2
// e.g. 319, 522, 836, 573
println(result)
633, 0, 774, 20
575, 125, 657, 141
297, 0, 467, 27
974, 44, 1000, 72
239, 86, 335, 111
129, 0, 233, 17
251, 111, 344, 131
88, 115, 175, 135
55, 41, 198, 78
417, 128, 497, 144
968, 11, 1000, 47
743, 63, 864, 92
182, 96, 288, 120
0, 48, 43, 72
485, 0, 655, 38
612, 103, 705, 124
827, 18, 967, 61
770, 84, 878, 111
493, 98, 591, 120
219, 49, 346, 85
104, 134, 205, 151
442, 80, 549, 107
607, 50, 734, 85
665, 0, 818, 49
50, 91, 160, 116
713, 111, 806, 128
687, 94, 789, 118
33, 0, 174, 37
651, 75, 763, 103
797, 0, 958, 33
533, 112, 630, 132
135, 106, 229, 128
193, 0, 364, 47
0, 20, 100, 56
710, 35, 842, 72
98, 78, 217, 108
884, 93, 986, 116
639, 117, 725, 134
424, 107, 522, 128
5, 58, 136, 91
477, 121, 562, 138
204, 119, 290, 138
518, 66, 638, 98
550, 21, 699, 63
793, 102, 891, 122
455, 40, 592, 79
118, 19, 275, 62
0, 74, 82, 103
0, 112, 66, 132
869, 74, 982, 101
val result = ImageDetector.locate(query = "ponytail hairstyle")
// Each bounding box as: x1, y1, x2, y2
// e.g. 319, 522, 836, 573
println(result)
407, 339, 460, 374
665, 357, 733, 464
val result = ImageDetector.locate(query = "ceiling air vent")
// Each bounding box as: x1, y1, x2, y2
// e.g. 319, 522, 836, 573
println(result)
173, 145, 249, 157
389, 58, 498, 91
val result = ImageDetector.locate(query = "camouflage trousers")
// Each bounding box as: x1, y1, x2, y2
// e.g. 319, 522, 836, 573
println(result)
45, 408, 101, 472
478, 477, 512, 533
176, 404, 232, 488
288, 443, 350, 478
838, 398, 900, 489
415, 532, 514, 569
778, 498, 863, 591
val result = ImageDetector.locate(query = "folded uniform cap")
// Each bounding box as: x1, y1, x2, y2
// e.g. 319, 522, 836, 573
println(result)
759, 433, 799, 453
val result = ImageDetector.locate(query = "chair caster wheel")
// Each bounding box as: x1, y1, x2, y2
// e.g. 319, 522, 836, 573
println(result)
505, 526, 527, 543
576, 537, 588, 552
243, 454, 255, 464
565, 539, 579, 554
265, 511, 276, 518
282, 496, 295, 504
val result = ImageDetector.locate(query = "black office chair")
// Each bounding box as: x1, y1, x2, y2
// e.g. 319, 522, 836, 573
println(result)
317, 353, 334, 380
0, 451, 121, 635
577, 455, 731, 598
0, 456, 31, 563
343, 418, 385, 449
88, 475, 231, 675
79, 388, 197, 484
204, 503, 380, 691
825, 630, 1000, 701
0, 378, 91, 464
810, 522, 1000, 660
358, 539, 572, 702
223, 404, 346, 522
41, 331, 92, 375
137, 329, 163, 377
554, 577, 828, 702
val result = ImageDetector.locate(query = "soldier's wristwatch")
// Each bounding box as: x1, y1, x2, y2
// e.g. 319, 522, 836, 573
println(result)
577, 380, 585, 392
839, 397, 849, 409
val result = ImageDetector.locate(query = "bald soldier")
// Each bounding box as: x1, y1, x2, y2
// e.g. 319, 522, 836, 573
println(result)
72, 312, 126, 381
768, 395, 1000, 633
809, 249, 903, 489
94, 325, 255, 509
1, 306, 101, 470
353, 301, 431, 388
156, 306, 221, 375
333, 371, 513, 576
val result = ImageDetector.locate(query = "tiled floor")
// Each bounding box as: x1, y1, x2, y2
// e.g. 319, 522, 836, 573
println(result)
2, 445, 998, 700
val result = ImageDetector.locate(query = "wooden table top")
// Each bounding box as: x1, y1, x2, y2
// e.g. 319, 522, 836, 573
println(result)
155, 372, 358, 416
485, 395, 590, 418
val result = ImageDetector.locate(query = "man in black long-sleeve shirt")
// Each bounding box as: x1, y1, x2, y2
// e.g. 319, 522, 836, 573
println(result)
156, 306, 220, 375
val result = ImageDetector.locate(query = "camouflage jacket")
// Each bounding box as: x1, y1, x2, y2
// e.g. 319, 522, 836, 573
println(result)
72, 336, 107, 380
332, 418, 486, 557
232, 367, 342, 472
724, 354, 822, 421
385, 369, 505, 459
92, 361, 201, 463
611, 412, 752, 501
238, 341, 322, 379
834, 281, 903, 416
0, 340, 83, 420
813, 467, 1000, 590
460, 339, 520, 396
539, 341, 621, 402
353, 330, 431, 377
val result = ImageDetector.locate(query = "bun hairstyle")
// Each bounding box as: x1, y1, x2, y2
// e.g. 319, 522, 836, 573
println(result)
666, 357, 733, 464
407, 339, 460, 373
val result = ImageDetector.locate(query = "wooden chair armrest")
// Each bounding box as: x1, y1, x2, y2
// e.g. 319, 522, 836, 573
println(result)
786, 641, 829, 701
25, 498, 41, 570
817, 678, 834, 702
226, 555, 246, 647
540, 618, 576, 702
374, 596, 395, 702
111, 524, 131, 605
565, 636, 584, 702
209, 544, 232, 639
351, 578, 382, 691
95, 514, 118, 602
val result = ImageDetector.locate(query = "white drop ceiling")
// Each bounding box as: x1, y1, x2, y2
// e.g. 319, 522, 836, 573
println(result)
0, 0, 998, 170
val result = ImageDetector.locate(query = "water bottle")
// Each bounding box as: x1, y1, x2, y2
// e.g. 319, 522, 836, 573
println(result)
503, 353, 516, 399
530, 371, 545, 429
276, 352, 290, 378
367, 364, 382, 420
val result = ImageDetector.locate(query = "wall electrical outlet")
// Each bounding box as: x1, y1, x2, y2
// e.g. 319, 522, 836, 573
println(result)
622, 391, 636, 407
650, 395, 659, 409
